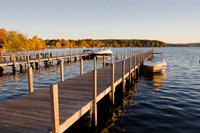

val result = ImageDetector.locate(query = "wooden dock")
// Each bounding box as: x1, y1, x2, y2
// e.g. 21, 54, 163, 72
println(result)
0, 50, 91, 75
0, 49, 153, 133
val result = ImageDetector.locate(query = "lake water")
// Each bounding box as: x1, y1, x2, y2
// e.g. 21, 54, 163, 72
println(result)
0, 47, 200, 133
99, 47, 200, 133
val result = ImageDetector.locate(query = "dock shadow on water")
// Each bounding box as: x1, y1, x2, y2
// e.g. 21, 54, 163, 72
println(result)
64, 71, 167, 133
64, 79, 138, 133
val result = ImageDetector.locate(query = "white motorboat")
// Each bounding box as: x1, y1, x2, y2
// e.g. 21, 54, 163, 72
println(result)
93, 47, 113, 57
104, 57, 121, 66
143, 55, 167, 73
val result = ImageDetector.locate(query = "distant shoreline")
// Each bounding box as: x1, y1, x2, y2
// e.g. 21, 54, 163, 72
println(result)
167, 43, 200, 47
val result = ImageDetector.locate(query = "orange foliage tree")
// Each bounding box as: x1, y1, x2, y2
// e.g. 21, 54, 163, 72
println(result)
0, 28, 8, 49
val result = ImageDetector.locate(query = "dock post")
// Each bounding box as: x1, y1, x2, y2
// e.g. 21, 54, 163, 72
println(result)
138, 54, 140, 75
12, 54, 16, 75
28, 67, 34, 93
38, 52, 41, 68
27, 54, 30, 67
124, 52, 126, 59
64, 50, 67, 63
80, 59, 83, 75
50, 84, 60, 133
122, 59, 125, 91
92, 57, 97, 128
134, 54, 137, 79
19, 64, 23, 73
48, 51, 50, 63
70, 50, 72, 62
60, 62, 64, 82
1, 51, 3, 61
111, 63, 115, 106
129, 52, 132, 85
103, 55, 105, 67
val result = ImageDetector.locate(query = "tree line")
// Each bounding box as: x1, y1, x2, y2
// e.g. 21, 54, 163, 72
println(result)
0, 28, 166, 51
47, 39, 166, 48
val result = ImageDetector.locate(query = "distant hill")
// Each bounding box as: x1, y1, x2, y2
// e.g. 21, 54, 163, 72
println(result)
167, 43, 200, 47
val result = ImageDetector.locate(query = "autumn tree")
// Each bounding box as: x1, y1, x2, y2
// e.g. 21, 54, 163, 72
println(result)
55, 41, 61, 48
63, 40, 71, 48
79, 40, 89, 48
4, 31, 20, 50
29, 36, 46, 50
0, 28, 7, 49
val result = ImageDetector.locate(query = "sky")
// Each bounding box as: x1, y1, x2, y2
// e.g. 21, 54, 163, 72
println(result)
0, 0, 200, 43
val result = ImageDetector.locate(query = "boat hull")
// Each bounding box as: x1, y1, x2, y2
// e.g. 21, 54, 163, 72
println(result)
143, 60, 166, 73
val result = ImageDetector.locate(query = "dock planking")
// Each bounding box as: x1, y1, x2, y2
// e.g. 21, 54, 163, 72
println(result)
0, 50, 153, 133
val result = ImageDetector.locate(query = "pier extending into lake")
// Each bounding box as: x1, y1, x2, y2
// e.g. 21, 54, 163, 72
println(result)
0, 50, 92, 75
0, 49, 153, 133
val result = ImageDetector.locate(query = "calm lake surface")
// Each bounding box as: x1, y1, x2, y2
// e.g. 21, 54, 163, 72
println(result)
0, 47, 200, 133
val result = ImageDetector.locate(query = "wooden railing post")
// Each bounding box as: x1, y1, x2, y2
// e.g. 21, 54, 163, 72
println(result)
64, 50, 67, 62
129, 53, 132, 84
70, 50, 72, 62
134, 53, 136, 79
122, 59, 125, 91
50, 84, 60, 133
12, 54, 16, 75
56, 52, 58, 60
1, 51, 3, 61
138, 53, 140, 75
27, 54, 30, 66
92, 57, 97, 128
28, 67, 34, 93
103, 55, 105, 67
111, 63, 115, 105
80, 59, 83, 75
60, 62, 64, 82
38, 52, 41, 68
48, 52, 50, 62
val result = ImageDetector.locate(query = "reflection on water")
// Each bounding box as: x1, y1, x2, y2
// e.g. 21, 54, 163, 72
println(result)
143, 71, 166, 88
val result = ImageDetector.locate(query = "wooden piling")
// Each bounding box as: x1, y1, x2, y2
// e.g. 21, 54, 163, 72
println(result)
138, 54, 140, 75
111, 63, 115, 105
50, 84, 60, 133
60, 62, 64, 82
27, 54, 30, 67
103, 55, 105, 67
1, 51, 3, 61
70, 50, 72, 62
64, 50, 67, 62
92, 57, 97, 128
80, 59, 83, 75
134, 54, 136, 79
38, 52, 41, 68
129, 54, 132, 84
28, 67, 34, 93
122, 59, 125, 90
12, 54, 16, 75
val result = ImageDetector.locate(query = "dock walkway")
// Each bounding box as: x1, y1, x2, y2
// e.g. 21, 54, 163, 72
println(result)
0, 50, 153, 133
